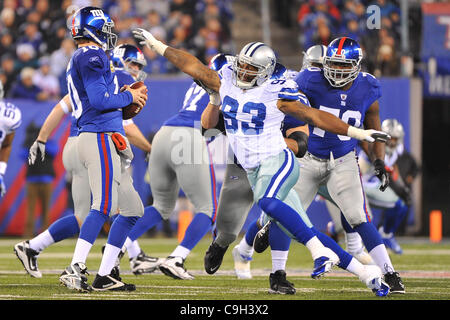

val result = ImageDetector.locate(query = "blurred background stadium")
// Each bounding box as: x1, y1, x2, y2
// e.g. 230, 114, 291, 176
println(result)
0, 0, 448, 241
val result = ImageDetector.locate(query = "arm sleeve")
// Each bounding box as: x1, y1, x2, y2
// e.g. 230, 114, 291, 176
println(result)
81, 53, 133, 111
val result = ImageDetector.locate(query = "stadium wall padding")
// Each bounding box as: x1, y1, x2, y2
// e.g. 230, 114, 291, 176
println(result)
0, 77, 415, 236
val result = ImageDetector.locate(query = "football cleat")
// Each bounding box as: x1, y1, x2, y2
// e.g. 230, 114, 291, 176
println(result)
359, 265, 390, 297
253, 221, 270, 253
268, 270, 296, 295
159, 256, 194, 280
384, 271, 405, 294
232, 245, 252, 279
311, 248, 339, 279
14, 241, 42, 278
91, 274, 136, 291
130, 251, 163, 275
383, 235, 403, 255
204, 241, 229, 274
59, 262, 92, 292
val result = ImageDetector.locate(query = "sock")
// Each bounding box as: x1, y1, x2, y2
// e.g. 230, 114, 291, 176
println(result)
271, 250, 289, 273
268, 221, 291, 251
71, 210, 108, 264
97, 215, 139, 276
258, 197, 315, 245
313, 227, 352, 269
179, 212, 212, 250
29, 230, 55, 252
98, 243, 121, 276
345, 232, 365, 255
244, 219, 260, 247
354, 222, 395, 274
170, 245, 191, 259
124, 237, 141, 259
127, 206, 163, 242
345, 257, 365, 277
237, 235, 254, 258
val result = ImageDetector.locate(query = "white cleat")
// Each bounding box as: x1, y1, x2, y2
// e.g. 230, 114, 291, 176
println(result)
159, 256, 194, 280
232, 245, 252, 279
311, 247, 340, 279
14, 241, 42, 278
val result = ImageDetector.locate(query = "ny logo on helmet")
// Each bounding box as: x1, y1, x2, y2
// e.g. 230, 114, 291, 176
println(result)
90, 9, 105, 17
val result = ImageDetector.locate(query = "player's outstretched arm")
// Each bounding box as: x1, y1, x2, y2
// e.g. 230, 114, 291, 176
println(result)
28, 95, 71, 165
133, 28, 221, 93
277, 99, 390, 143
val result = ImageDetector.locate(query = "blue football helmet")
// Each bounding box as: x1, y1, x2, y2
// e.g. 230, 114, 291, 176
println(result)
209, 53, 234, 71
323, 37, 362, 87
111, 44, 147, 81
70, 6, 117, 51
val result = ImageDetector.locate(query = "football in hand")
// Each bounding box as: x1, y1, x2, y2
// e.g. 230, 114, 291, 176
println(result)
122, 81, 146, 120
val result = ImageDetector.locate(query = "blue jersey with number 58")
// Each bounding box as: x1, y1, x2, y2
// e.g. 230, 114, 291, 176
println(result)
294, 68, 381, 159
66, 46, 133, 135
163, 81, 209, 128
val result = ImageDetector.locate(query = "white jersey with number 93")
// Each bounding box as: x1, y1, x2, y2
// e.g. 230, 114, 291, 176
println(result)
218, 64, 296, 169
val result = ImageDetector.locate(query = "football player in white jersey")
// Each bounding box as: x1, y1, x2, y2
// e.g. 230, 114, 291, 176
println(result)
0, 80, 22, 198
134, 29, 390, 282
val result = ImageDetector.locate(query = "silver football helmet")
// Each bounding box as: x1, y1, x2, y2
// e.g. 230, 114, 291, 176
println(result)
232, 42, 276, 89
381, 118, 404, 155
302, 44, 327, 70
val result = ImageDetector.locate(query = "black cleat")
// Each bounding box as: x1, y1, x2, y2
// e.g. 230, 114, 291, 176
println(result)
253, 221, 271, 253
268, 270, 296, 295
14, 241, 42, 278
204, 242, 228, 274
384, 271, 405, 294
91, 274, 136, 291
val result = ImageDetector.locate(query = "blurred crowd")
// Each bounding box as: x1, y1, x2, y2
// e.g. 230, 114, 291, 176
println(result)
296, 0, 410, 78
0, 0, 234, 100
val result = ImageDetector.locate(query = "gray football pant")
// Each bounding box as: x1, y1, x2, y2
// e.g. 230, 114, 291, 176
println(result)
73, 132, 143, 220
295, 151, 371, 228
148, 126, 216, 220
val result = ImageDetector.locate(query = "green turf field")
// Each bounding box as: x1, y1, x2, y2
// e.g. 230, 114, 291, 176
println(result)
1, 236, 450, 301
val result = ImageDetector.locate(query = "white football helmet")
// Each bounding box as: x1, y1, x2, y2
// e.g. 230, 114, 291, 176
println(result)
232, 42, 276, 89
381, 118, 404, 155
302, 44, 327, 70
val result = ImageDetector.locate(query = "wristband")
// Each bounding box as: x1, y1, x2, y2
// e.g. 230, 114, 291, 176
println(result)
0, 161, 7, 175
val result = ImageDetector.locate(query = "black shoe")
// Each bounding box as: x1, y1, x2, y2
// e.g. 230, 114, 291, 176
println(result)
384, 271, 405, 294
253, 221, 271, 253
204, 242, 228, 274
268, 270, 296, 295
91, 274, 136, 291
14, 241, 42, 278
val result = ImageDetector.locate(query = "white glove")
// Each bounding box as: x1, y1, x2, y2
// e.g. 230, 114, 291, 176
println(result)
209, 92, 221, 106
347, 127, 391, 143
28, 140, 46, 165
132, 28, 168, 56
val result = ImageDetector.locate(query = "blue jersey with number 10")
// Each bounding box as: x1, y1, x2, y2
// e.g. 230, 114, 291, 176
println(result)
163, 81, 209, 128
294, 67, 381, 159
66, 46, 132, 135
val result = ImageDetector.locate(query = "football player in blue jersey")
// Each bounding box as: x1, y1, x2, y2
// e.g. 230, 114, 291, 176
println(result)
57, 6, 148, 292
289, 37, 404, 294
14, 42, 153, 281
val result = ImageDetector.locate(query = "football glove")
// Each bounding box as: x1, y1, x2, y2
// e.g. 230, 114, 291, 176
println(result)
0, 174, 5, 197
373, 159, 390, 191
28, 140, 46, 165
132, 28, 168, 56
347, 127, 391, 143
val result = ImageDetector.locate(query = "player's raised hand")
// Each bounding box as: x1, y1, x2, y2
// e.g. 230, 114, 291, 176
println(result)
347, 127, 391, 143
28, 140, 46, 165
125, 84, 148, 108
132, 28, 168, 56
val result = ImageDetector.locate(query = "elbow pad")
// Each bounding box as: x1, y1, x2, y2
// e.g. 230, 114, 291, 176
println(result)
288, 131, 308, 158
